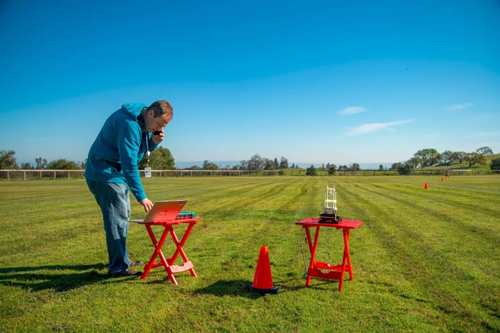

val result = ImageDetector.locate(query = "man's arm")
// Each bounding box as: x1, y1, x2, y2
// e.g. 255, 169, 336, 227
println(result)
116, 121, 152, 211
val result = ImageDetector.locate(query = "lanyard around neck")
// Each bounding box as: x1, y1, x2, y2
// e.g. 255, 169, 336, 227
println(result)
145, 131, 150, 165
140, 110, 151, 167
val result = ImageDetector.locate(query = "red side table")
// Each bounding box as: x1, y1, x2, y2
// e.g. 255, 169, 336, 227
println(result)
296, 218, 363, 291
137, 218, 202, 285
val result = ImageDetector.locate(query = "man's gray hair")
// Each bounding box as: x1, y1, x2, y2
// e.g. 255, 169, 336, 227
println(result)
147, 100, 173, 118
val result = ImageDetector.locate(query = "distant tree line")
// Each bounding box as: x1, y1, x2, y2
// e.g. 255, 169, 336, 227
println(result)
239, 154, 289, 171
2, 146, 499, 174
186, 154, 294, 171
389, 146, 496, 175
0, 150, 86, 170
0, 147, 175, 171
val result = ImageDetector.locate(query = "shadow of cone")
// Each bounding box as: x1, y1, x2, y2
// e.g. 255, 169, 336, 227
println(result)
248, 246, 280, 295
425, 183, 428, 189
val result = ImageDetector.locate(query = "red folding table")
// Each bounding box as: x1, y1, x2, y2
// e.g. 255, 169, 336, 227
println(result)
136, 217, 203, 284
296, 218, 363, 291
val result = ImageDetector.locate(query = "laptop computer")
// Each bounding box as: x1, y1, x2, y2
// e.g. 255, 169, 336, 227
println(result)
130, 200, 187, 223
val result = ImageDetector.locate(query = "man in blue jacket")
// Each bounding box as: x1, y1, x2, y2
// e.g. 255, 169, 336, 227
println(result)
86, 100, 173, 277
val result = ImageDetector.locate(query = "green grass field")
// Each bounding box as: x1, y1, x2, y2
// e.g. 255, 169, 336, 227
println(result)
1, 176, 499, 332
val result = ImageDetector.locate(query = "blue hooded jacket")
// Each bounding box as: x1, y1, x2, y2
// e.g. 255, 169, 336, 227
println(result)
85, 103, 159, 202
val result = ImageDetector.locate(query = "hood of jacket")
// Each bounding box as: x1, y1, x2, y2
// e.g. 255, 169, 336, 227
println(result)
121, 103, 148, 126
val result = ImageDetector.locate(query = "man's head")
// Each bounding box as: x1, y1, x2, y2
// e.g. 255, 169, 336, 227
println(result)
143, 100, 173, 133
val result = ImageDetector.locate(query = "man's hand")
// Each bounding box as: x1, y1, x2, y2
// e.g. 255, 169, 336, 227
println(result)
152, 130, 164, 145
140, 198, 154, 212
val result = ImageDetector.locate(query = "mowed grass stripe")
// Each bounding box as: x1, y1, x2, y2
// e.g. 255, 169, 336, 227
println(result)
345, 180, 500, 281
359, 180, 500, 249
1, 177, 500, 332
342, 179, 499, 280
340, 181, 499, 330
135, 178, 302, 283
369, 179, 500, 220
340, 185, 476, 330
145, 177, 267, 202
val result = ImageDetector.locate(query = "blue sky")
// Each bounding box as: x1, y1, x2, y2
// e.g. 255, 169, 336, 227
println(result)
1, 0, 499, 167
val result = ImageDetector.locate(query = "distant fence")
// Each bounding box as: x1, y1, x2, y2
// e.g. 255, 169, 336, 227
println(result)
0, 169, 264, 180
0, 169, 497, 180
0, 169, 86, 180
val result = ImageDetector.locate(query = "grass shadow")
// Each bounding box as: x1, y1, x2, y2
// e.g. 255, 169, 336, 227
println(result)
0, 263, 106, 274
276, 276, 340, 292
0, 263, 110, 292
194, 279, 260, 298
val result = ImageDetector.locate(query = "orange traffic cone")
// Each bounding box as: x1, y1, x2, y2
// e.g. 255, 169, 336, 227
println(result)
424, 183, 428, 189
441, 177, 444, 181
248, 246, 280, 295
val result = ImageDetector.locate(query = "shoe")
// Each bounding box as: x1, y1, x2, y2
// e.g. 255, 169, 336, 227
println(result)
130, 260, 143, 267
109, 269, 143, 278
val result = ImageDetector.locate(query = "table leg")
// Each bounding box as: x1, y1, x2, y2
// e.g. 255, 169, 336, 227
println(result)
168, 223, 197, 277
305, 226, 321, 287
339, 229, 353, 292
142, 225, 178, 285
344, 229, 353, 280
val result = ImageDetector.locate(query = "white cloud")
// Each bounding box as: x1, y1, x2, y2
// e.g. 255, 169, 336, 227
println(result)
447, 103, 472, 111
346, 119, 414, 136
338, 106, 367, 116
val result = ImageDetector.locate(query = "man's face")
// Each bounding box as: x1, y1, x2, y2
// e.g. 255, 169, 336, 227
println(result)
145, 110, 171, 133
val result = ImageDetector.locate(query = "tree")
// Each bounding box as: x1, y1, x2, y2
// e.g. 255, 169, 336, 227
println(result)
21, 162, 34, 169
201, 160, 218, 170
490, 158, 500, 171
35, 157, 48, 169
46, 159, 80, 169
414, 148, 441, 167
463, 152, 487, 168
273, 158, 279, 169
154, 147, 175, 170
279, 156, 289, 169
138, 147, 175, 170
451, 151, 466, 164
0, 150, 18, 169
351, 163, 360, 171
406, 157, 422, 169
264, 158, 276, 170
79, 159, 86, 169
328, 164, 336, 175
390, 163, 399, 170
240, 160, 248, 170
379, 164, 384, 171
432, 153, 443, 166
476, 146, 494, 155
441, 150, 453, 165
247, 154, 264, 170
291, 163, 295, 169
396, 162, 413, 175
306, 165, 317, 176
